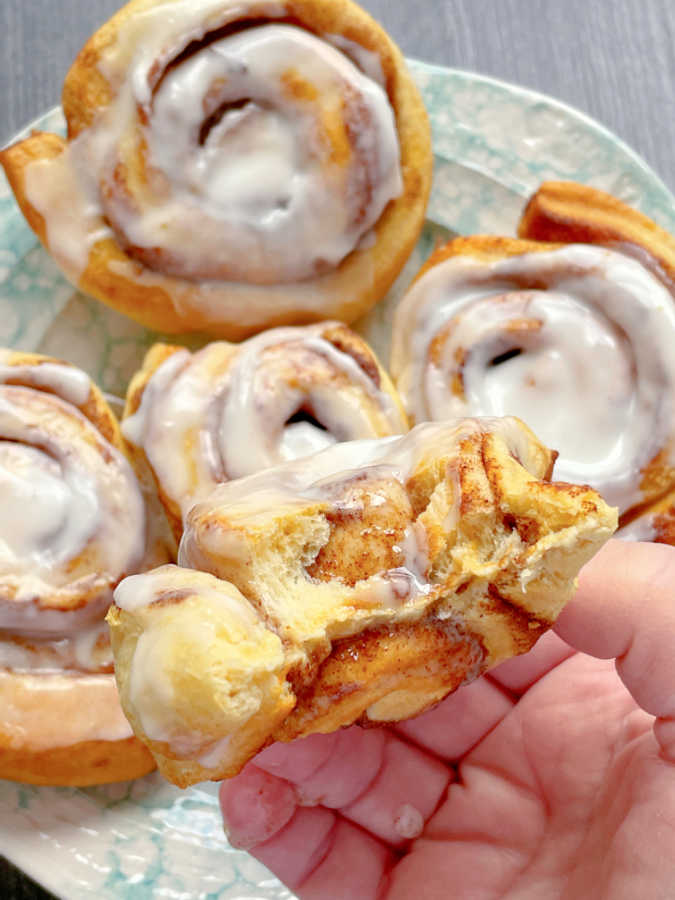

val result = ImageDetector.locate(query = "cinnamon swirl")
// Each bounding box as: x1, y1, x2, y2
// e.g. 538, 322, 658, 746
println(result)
391, 184, 675, 539
107, 418, 617, 787
122, 322, 408, 540
0, 351, 168, 784
0, 0, 431, 338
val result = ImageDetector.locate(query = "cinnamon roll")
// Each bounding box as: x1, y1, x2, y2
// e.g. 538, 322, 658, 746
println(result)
0, 0, 431, 339
122, 322, 408, 540
391, 184, 675, 538
0, 350, 169, 785
107, 418, 617, 787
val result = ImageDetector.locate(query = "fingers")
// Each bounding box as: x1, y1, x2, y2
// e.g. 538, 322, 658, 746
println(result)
339, 734, 452, 844
257, 728, 387, 810
297, 819, 395, 899
220, 765, 394, 899
396, 677, 513, 761
219, 763, 296, 849
254, 726, 451, 846
489, 630, 576, 694
555, 539, 675, 758
254, 730, 340, 785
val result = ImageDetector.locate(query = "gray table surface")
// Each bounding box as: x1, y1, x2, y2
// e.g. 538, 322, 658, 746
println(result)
1, 0, 674, 897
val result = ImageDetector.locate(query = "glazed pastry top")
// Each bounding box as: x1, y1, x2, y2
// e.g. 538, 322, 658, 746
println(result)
176, 417, 545, 537
0, 352, 146, 678
24, 3, 402, 285
392, 243, 675, 513
113, 565, 289, 762
175, 416, 558, 635
123, 324, 408, 516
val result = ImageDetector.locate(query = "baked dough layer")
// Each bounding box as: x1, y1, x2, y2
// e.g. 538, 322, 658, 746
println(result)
108, 417, 616, 787
122, 323, 408, 541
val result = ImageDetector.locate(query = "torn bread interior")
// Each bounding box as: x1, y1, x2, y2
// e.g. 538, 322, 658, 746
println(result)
107, 417, 617, 786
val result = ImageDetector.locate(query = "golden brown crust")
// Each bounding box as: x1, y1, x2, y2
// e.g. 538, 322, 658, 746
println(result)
2, 0, 432, 338
0, 134, 65, 247
0, 739, 154, 787
275, 617, 487, 739
518, 181, 675, 289
0, 670, 155, 785
123, 325, 408, 543
410, 234, 563, 288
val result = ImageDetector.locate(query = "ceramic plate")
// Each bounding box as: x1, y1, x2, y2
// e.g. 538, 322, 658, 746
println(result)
1, 60, 675, 900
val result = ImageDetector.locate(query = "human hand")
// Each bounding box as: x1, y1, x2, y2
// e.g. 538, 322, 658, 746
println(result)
220, 540, 675, 899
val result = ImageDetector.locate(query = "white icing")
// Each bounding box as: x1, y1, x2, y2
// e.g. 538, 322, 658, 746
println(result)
0, 382, 146, 635
615, 516, 656, 542
24, 5, 402, 287
396, 520, 429, 579
114, 566, 187, 614
115, 564, 259, 620
123, 325, 407, 516
0, 359, 91, 406
22, 151, 115, 280
218, 329, 404, 479
115, 565, 287, 752
278, 421, 337, 459
0, 619, 112, 673
179, 418, 543, 538
352, 567, 433, 611
0, 440, 101, 571
0, 671, 134, 749
324, 33, 386, 85
0, 389, 145, 593
121, 349, 191, 448
392, 245, 675, 513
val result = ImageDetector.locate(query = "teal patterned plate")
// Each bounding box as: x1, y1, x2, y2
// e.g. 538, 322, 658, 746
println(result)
1, 60, 674, 900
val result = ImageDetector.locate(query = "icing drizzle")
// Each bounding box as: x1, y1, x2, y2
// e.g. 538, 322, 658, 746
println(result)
392, 244, 675, 513
123, 324, 407, 516
24, 4, 402, 287
0, 357, 146, 683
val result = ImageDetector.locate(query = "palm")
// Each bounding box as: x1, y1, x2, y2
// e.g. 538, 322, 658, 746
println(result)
220, 542, 675, 899
389, 652, 675, 900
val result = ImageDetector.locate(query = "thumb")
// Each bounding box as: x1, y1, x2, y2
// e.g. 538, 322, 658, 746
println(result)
554, 539, 675, 759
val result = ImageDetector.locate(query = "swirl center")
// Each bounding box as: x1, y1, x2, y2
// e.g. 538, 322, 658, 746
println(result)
0, 441, 99, 571
437, 291, 635, 472
104, 23, 402, 283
